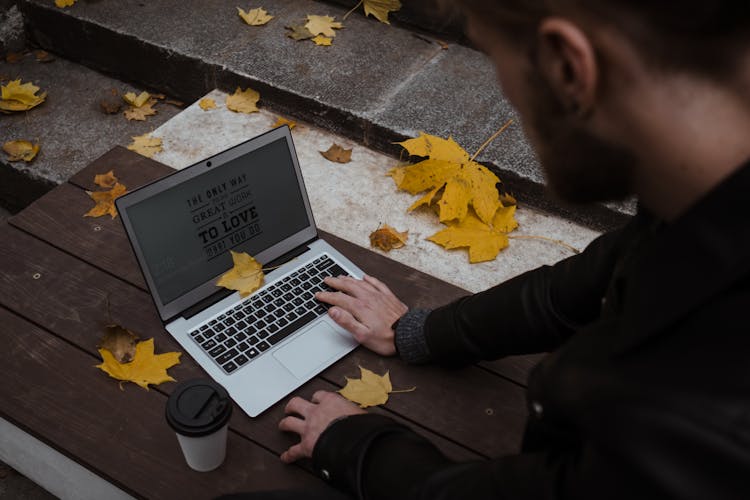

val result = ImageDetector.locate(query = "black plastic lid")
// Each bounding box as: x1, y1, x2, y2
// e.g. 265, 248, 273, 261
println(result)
166, 379, 233, 437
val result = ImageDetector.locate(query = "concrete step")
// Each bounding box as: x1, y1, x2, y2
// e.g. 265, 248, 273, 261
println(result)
17, 0, 633, 230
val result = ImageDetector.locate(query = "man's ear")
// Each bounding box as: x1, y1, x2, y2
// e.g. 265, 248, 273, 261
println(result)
536, 18, 598, 115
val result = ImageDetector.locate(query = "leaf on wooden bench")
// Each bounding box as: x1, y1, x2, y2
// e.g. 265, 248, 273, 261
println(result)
338, 366, 415, 408
96, 338, 181, 390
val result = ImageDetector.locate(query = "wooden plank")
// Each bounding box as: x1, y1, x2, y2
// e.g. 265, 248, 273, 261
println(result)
0, 306, 327, 498
0, 224, 479, 463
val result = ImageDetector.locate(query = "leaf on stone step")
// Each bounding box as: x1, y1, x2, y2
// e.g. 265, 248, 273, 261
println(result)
84, 182, 127, 219
55, 0, 76, 7
311, 35, 333, 46
5, 52, 24, 64
237, 6, 273, 26
305, 15, 343, 38
98, 324, 139, 364
226, 86, 260, 114
124, 99, 157, 121
272, 116, 296, 129
165, 99, 185, 107
127, 133, 163, 158
99, 95, 121, 114
216, 250, 265, 297
286, 23, 314, 40
0, 79, 47, 113
199, 97, 217, 110
369, 224, 408, 252
122, 91, 151, 108
427, 206, 518, 263
363, 0, 402, 24
96, 338, 181, 390
2, 140, 40, 162
94, 170, 118, 188
320, 143, 352, 163
338, 366, 415, 408
34, 50, 55, 63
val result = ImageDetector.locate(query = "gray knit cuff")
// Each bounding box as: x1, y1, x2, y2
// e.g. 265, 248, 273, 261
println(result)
394, 308, 433, 364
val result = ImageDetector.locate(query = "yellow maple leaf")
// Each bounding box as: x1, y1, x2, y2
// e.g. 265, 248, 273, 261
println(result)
363, 0, 402, 24
127, 133, 163, 158
311, 35, 333, 46
96, 338, 181, 390
396, 132, 469, 164
94, 170, 118, 188
226, 86, 260, 114
123, 100, 157, 121
320, 143, 352, 163
305, 15, 343, 37
369, 224, 408, 252
55, 0, 76, 7
2, 140, 40, 162
272, 116, 296, 129
122, 91, 151, 108
237, 6, 273, 26
0, 79, 47, 112
338, 366, 414, 408
428, 206, 518, 263
199, 97, 217, 110
85, 182, 128, 218
216, 250, 265, 297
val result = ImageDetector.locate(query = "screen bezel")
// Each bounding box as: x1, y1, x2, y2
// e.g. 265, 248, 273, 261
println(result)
115, 126, 318, 323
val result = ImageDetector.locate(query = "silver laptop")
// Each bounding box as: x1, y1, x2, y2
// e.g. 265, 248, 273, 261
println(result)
116, 126, 360, 417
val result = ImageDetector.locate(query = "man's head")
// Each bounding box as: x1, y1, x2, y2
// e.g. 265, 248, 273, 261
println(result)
454, 1, 750, 206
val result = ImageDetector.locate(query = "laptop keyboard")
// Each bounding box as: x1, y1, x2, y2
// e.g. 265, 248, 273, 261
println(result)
189, 254, 349, 374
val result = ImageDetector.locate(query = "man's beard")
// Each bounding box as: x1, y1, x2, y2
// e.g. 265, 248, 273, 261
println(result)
524, 68, 637, 204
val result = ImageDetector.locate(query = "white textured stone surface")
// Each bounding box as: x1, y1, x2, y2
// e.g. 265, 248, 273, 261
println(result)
151, 90, 600, 294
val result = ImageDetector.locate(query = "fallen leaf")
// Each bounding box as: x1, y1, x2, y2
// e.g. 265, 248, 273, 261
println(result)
94, 170, 118, 188
272, 116, 296, 129
216, 250, 265, 297
5, 52, 24, 63
2, 140, 40, 162
165, 99, 185, 107
34, 50, 55, 63
127, 133, 163, 158
237, 6, 273, 26
98, 324, 139, 363
363, 0, 402, 24
305, 15, 343, 38
311, 35, 333, 46
369, 224, 408, 252
428, 206, 518, 263
286, 23, 314, 40
226, 86, 260, 114
96, 338, 181, 390
99, 95, 121, 114
320, 143, 352, 163
151, 93, 166, 100
338, 366, 415, 408
55, 0, 76, 7
199, 97, 217, 110
122, 91, 151, 108
0, 79, 47, 113
84, 182, 127, 218
123, 99, 157, 121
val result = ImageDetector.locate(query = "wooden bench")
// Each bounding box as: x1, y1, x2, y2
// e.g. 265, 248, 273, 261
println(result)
0, 147, 542, 498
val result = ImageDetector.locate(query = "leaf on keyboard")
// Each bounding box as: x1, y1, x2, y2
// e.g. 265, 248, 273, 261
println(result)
216, 250, 265, 297
96, 338, 181, 390
338, 366, 415, 408
97, 323, 139, 363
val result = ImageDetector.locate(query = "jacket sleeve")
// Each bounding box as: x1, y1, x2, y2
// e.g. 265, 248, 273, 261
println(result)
420, 222, 632, 367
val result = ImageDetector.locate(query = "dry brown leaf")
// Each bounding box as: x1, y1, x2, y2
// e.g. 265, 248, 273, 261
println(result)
94, 170, 118, 188
96, 338, 181, 390
99, 95, 121, 114
286, 23, 314, 40
55, 0, 76, 7
98, 324, 139, 364
305, 15, 343, 38
237, 6, 274, 26
216, 250, 264, 297
369, 224, 408, 252
165, 99, 185, 107
5, 52, 24, 64
311, 35, 333, 46
127, 133, 163, 158
199, 97, 217, 110
338, 366, 415, 408
2, 140, 40, 162
122, 91, 151, 108
320, 143, 352, 163
84, 182, 127, 219
123, 99, 157, 121
34, 50, 55, 63
428, 206, 518, 263
226, 86, 260, 114
272, 116, 296, 129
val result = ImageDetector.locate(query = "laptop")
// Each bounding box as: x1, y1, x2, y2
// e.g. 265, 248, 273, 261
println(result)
116, 126, 361, 417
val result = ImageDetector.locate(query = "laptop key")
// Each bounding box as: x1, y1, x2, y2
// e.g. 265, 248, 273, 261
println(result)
237, 341, 249, 351
257, 341, 270, 352
246, 347, 260, 359
256, 330, 269, 340
267, 311, 317, 346
223, 361, 238, 373
225, 326, 237, 336
217, 348, 239, 365
268, 323, 279, 333
215, 333, 227, 343
278, 317, 288, 327
248, 335, 260, 344
199, 325, 209, 331
287, 311, 297, 321
236, 331, 247, 342
189, 330, 200, 337
273, 309, 284, 318
283, 303, 294, 312
225, 338, 237, 348
225, 317, 235, 325
210, 344, 227, 357
236, 320, 248, 330
235, 354, 249, 366
314, 304, 327, 315
202, 339, 217, 350
204, 330, 216, 339
194, 334, 205, 344
215, 323, 226, 332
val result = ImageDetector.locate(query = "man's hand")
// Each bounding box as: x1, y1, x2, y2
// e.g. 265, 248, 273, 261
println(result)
316, 274, 408, 356
279, 391, 366, 463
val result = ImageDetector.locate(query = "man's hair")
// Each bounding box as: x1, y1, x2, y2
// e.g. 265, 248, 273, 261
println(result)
455, 0, 750, 79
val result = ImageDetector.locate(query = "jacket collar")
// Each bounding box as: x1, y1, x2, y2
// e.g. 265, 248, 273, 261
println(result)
613, 158, 750, 355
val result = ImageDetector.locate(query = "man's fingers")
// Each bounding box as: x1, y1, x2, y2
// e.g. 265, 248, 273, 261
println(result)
362, 274, 393, 295
280, 444, 305, 464
324, 275, 378, 296
327, 306, 369, 340
316, 289, 361, 313
311, 390, 334, 404
278, 415, 305, 435
284, 396, 315, 417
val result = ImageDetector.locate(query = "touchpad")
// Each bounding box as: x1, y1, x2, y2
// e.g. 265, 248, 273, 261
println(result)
273, 322, 355, 380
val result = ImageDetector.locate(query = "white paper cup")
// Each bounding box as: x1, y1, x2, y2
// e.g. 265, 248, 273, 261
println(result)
166, 379, 233, 472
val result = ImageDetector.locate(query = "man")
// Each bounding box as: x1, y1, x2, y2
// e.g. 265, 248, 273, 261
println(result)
278, 1, 750, 498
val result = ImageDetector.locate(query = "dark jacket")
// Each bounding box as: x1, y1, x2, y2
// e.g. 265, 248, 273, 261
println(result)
313, 160, 750, 500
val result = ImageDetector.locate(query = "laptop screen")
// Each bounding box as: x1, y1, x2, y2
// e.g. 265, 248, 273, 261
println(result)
117, 128, 317, 321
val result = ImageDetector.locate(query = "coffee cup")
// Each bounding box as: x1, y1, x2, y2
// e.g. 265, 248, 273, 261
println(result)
166, 379, 233, 472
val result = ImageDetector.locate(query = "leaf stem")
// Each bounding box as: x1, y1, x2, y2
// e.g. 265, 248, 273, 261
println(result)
343, 0, 363, 20
470, 119, 514, 162
508, 235, 580, 254
390, 387, 417, 394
